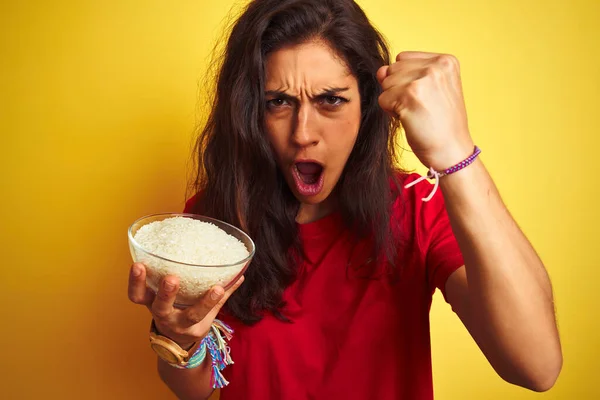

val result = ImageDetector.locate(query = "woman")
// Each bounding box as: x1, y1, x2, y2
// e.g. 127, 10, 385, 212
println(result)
128, 0, 562, 399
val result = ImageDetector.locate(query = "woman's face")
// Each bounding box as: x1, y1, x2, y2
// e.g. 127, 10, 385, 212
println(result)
264, 41, 361, 209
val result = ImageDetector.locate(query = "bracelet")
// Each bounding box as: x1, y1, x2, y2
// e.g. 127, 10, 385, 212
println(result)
174, 319, 234, 389
405, 146, 481, 202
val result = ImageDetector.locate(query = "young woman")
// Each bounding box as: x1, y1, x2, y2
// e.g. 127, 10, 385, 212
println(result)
128, 1, 562, 399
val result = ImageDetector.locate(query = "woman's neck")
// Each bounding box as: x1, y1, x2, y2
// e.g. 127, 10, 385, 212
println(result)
296, 196, 337, 224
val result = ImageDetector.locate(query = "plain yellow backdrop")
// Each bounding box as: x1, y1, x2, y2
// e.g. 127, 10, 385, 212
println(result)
1, 0, 598, 399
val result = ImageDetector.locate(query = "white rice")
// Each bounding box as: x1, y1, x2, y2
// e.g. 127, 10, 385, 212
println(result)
132, 216, 249, 305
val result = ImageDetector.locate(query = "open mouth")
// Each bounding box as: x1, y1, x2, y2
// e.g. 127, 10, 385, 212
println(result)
292, 161, 324, 197
296, 162, 323, 184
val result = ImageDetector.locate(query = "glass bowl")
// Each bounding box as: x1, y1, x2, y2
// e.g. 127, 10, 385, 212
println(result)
128, 213, 255, 307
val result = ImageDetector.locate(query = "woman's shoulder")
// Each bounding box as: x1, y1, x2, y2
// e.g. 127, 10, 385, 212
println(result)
183, 190, 204, 213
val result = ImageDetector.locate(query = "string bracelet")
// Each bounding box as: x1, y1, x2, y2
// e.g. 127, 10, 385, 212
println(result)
405, 146, 482, 202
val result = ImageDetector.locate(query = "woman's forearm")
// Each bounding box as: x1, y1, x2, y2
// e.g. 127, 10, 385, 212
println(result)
441, 159, 562, 391
157, 356, 215, 400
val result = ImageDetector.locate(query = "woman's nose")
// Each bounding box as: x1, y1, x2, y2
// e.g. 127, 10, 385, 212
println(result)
291, 104, 320, 148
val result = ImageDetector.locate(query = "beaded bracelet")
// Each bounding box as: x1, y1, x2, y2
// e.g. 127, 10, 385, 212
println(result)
405, 146, 481, 202
174, 319, 234, 389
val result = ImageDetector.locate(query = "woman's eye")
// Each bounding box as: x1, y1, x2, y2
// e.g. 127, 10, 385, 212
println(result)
325, 96, 341, 105
267, 98, 289, 108
320, 96, 347, 107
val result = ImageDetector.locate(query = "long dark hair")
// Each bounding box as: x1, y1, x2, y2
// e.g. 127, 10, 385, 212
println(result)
190, 0, 403, 325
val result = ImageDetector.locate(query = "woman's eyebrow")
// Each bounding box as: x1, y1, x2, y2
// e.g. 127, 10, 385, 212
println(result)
319, 86, 350, 95
265, 87, 350, 98
315, 87, 351, 99
265, 90, 295, 98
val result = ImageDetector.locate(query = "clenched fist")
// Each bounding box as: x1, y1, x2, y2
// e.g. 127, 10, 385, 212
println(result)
377, 51, 475, 170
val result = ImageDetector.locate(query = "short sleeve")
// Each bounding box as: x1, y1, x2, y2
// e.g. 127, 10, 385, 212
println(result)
406, 174, 464, 302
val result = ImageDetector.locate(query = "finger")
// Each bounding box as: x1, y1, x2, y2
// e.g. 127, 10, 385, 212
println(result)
142, 287, 156, 312
151, 276, 179, 319
182, 285, 225, 326
128, 263, 154, 306
379, 60, 425, 86
387, 57, 431, 74
376, 65, 389, 85
184, 275, 245, 326
396, 51, 439, 61
378, 85, 407, 118
380, 64, 424, 92
204, 275, 245, 322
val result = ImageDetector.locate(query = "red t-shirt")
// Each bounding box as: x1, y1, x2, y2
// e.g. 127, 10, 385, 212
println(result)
184, 173, 464, 400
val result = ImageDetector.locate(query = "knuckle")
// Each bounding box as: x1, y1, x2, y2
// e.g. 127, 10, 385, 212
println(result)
153, 311, 170, 321
157, 291, 171, 302
378, 92, 392, 109
152, 305, 171, 319
406, 81, 421, 97
128, 292, 142, 304
391, 99, 404, 116
379, 77, 391, 92
425, 66, 440, 79
437, 54, 458, 71
157, 287, 175, 302
388, 62, 400, 75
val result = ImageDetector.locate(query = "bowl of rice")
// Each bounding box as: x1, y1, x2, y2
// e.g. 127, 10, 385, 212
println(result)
128, 213, 255, 307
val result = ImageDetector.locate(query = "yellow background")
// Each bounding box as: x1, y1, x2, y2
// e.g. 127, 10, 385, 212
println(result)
1, 0, 598, 398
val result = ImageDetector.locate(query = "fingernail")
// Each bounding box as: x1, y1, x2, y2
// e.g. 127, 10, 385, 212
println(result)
211, 288, 223, 301
132, 265, 142, 277
163, 280, 175, 292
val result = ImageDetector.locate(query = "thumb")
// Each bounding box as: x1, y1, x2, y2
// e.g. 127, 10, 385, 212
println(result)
182, 285, 225, 327
182, 275, 245, 327
376, 65, 390, 85
204, 275, 245, 322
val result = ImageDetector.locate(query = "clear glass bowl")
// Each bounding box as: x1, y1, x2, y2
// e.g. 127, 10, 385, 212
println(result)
128, 213, 255, 307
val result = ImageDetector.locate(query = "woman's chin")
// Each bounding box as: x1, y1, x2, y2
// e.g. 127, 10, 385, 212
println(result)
295, 191, 330, 205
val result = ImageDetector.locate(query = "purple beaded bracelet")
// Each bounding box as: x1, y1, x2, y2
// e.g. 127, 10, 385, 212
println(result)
405, 146, 482, 202
437, 146, 481, 177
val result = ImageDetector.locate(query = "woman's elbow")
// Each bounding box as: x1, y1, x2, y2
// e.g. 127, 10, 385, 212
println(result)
506, 351, 563, 392
529, 357, 562, 392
